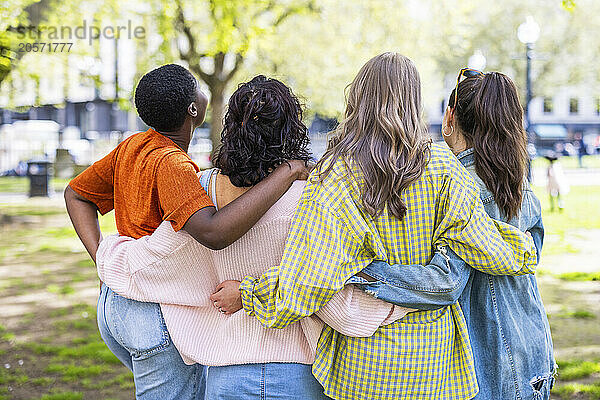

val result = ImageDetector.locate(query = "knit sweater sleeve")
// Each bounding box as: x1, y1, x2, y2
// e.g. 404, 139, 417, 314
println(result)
96, 222, 211, 307
314, 286, 414, 337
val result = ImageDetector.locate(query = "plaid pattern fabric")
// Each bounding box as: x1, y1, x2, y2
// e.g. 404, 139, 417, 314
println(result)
240, 143, 537, 400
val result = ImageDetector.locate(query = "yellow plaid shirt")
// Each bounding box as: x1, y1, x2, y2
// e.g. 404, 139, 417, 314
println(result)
240, 143, 537, 400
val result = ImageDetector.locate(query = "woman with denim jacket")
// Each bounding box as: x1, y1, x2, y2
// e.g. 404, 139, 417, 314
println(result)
352, 71, 556, 399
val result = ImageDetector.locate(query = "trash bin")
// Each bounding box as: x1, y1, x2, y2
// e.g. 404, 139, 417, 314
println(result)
27, 160, 52, 197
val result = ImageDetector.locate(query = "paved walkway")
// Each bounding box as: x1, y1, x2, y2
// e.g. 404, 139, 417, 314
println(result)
0, 191, 65, 205
531, 167, 600, 186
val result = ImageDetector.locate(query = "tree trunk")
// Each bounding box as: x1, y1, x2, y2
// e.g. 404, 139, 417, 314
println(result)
209, 85, 225, 157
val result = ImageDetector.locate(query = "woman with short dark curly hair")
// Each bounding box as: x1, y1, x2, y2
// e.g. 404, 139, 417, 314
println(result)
95, 75, 403, 399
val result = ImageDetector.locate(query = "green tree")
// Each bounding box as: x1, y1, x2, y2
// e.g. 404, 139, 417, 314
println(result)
422, 0, 600, 102
244, 0, 425, 119
0, 0, 48, 84
138, 0, 318, 147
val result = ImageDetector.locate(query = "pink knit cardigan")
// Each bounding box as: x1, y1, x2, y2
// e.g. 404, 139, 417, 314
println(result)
96, 181, 411, 366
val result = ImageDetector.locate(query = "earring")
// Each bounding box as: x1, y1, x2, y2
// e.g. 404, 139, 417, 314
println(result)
189, 104, 197, 117
442, 126, 454, 137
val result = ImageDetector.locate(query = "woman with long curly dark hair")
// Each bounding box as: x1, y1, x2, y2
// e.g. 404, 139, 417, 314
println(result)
212, 75, 312, 187
95, 74, 403, 399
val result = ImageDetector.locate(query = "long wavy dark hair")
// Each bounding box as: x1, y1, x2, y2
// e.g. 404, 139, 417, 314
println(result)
317, 53, 431, 220
212, 75, 311, 187
449, 72, 528, 220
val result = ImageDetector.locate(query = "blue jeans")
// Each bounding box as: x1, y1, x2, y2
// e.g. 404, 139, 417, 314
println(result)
206, 363, 331, 400
97, 283, 206, 400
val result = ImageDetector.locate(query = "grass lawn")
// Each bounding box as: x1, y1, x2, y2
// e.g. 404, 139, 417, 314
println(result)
0, 177, 70, 194
1, 184, 599, 399
532, 154, 600, 169
532, 185, 600, 257
0, 201, 122, 400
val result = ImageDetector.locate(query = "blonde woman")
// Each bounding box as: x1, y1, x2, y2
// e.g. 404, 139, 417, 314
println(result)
213, 53, 538, 400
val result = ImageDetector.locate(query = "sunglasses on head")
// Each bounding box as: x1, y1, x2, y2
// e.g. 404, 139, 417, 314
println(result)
452, 68, 485, 109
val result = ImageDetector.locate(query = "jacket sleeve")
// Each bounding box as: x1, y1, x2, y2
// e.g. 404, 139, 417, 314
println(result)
240, 199, 368, 329
524, 190, 545, 263
353, 187, 545, 310
352, 246, 471, 310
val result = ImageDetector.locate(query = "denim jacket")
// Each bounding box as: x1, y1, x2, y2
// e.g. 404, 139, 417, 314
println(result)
353, 148, 556, 400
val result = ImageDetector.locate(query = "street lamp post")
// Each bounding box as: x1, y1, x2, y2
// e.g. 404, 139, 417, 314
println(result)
468, 50, 487, 72
518, 16, 540, 180
518, 16, 540, 134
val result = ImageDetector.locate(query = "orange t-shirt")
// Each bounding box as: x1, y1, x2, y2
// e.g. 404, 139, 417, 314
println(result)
69, 128, 213, 239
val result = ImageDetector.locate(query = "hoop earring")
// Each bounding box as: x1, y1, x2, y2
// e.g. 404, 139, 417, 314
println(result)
442, 126, 454, 137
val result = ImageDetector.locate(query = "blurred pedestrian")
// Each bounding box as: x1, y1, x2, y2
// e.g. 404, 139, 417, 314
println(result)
574, 133, 586, 168
545, 153, 569, 212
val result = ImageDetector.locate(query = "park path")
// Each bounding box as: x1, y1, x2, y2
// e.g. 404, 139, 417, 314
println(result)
531, 167, 600, 186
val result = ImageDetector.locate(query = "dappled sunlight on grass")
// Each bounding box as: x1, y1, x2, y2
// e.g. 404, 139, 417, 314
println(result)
0, 200, 129, 399
558, 360, 600, 381
557, 272, 600, 282
554, 382, 600, 399
0, 301, 133, 399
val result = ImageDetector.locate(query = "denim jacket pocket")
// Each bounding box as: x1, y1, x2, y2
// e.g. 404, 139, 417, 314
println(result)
108, 291, 171, 360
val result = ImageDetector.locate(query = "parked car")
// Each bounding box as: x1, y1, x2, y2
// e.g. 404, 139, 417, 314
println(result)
531, 124, 569, 156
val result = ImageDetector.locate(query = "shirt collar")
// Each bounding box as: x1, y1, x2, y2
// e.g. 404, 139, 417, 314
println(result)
456, 147, 475, 167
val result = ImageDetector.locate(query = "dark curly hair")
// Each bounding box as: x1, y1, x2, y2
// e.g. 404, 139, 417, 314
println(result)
212, 75, 311, 187
134, 64, 197, 132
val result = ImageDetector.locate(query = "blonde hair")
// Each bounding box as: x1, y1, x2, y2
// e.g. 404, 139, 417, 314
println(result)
317, 52, 431, 220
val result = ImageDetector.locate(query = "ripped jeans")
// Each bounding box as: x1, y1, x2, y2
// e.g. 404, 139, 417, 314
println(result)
97, 284, 206, 400
529, 374, 555, 400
